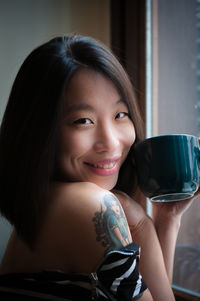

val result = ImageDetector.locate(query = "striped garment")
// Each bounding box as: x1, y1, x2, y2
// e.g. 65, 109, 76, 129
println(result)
0, 242, 147, 300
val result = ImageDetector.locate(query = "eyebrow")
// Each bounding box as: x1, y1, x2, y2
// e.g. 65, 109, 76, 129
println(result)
65, 99, 125, 114
66, 103, 94, 114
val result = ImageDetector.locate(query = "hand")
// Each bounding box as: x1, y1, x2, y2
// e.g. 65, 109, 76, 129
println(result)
152, 189, 200, 224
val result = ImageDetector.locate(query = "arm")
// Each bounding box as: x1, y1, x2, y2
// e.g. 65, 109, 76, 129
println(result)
113, 226, 130, 246
152, 190, 200, 283
113, 190, 175, 301
152, 205, 180, 283
131, 214, 175, 301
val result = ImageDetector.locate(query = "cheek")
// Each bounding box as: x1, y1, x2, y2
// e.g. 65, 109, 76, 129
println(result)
123, 123, 136, 149
58, 130, 93, 159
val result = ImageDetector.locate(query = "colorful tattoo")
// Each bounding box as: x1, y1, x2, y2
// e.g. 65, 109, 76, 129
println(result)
92, 194, 131, 252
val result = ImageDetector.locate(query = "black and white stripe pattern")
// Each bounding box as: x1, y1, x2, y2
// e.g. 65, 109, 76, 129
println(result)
0, 242, 146, 300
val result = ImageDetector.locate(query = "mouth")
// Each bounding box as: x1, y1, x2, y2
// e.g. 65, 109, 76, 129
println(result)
85, 162, 116, 169
84, 157, 121, 176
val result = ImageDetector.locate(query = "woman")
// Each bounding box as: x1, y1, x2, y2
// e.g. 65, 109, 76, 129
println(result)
0, 34, 198, 300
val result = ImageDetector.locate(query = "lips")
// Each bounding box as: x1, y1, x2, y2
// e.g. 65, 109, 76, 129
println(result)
84, 157, 121, 176
86, 161, 116, 169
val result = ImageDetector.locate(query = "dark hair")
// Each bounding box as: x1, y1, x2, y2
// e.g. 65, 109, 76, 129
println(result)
0, 34, 144, 247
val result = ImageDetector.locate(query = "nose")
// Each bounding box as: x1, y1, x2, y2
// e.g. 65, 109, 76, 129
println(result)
93, 123, 120, 153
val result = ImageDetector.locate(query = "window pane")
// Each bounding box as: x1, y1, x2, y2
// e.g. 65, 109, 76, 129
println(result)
151, 0, 200, 296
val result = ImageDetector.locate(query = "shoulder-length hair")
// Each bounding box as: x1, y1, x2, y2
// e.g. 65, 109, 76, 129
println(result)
0, 35, 144, 247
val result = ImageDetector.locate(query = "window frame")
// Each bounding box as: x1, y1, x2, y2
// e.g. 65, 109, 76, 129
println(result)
110, 1, 199, 300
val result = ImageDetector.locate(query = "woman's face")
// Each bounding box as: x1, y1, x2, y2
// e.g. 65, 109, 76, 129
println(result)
56, 68, 136, 190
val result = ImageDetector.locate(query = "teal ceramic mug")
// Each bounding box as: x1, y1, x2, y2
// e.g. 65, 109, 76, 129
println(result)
133, 134, 200, 202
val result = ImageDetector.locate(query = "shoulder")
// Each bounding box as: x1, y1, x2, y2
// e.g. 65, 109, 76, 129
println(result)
49, 182, 131, 217
51, 181, 107, 199
45, 181, 112, 234
37, 182, 128, 273
50, 181, 112, 214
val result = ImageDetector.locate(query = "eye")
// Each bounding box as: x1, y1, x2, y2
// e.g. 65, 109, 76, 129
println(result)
73, 118, 93, 125
115, 112, 129, 119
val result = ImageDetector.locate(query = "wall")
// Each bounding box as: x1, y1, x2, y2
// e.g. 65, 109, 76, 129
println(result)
0, 0, 110, 262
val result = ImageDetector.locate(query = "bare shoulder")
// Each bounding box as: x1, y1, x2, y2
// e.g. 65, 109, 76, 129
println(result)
49, 182, 130, 233
45, 181, 110, 236
50, 181, 109, 214
38, 182, 132, 273
56, 181, 107, 199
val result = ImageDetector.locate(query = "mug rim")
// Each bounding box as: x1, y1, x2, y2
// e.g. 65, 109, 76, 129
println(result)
134, 134, 198, 148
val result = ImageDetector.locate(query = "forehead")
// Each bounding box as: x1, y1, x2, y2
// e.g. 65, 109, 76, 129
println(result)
63, 68, 121, 109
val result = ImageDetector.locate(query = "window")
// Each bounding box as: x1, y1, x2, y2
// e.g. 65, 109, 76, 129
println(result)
149, 0, 200, 298
111, 0, 200, 298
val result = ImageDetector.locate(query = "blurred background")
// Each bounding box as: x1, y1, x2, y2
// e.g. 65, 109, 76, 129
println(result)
0, 0, 199, 300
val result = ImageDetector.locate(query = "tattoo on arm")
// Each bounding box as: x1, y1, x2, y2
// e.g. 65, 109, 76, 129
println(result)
92, 193, 132, 252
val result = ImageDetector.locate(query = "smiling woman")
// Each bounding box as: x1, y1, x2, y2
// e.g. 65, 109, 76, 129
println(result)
55, 68, 135, 190
0, 34, 195, 300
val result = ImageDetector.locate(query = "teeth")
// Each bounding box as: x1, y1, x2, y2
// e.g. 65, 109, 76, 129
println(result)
91, 162, 116, 169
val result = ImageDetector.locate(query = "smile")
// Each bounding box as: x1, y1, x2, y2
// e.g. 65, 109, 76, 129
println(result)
86, 162, 116, 169
84, 158, 120, 176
